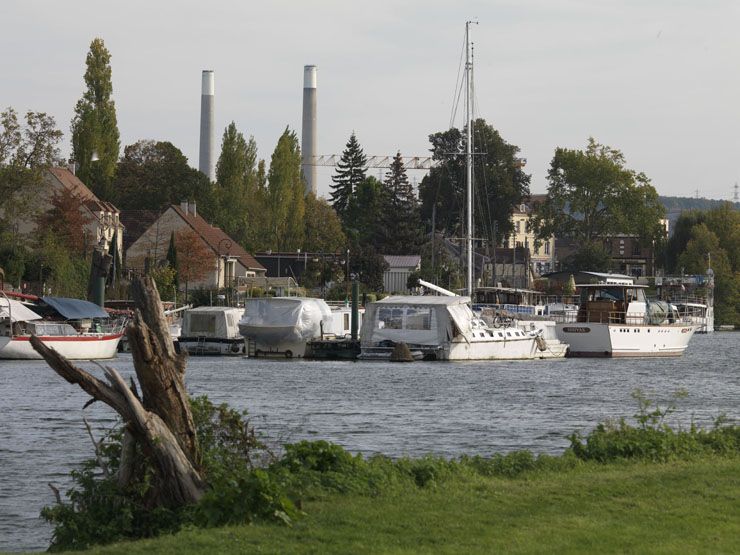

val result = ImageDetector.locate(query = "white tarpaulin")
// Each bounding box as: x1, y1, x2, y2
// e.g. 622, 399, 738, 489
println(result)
239, 298, 333, 343
0, 299, 42, 322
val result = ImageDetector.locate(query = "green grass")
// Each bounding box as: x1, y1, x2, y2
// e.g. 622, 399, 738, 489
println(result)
80, 456, 739, 555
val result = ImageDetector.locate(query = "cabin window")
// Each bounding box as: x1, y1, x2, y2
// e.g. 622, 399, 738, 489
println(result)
187, 314, 216, 333
378, 308, 404, 329
344, 313, 350, 330
406, 308, 433, 330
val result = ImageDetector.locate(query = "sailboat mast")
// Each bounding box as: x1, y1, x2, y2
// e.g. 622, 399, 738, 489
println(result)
465, 21, 474, 298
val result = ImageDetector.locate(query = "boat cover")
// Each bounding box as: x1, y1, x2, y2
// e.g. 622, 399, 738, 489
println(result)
42, 297, 109, 320
0, 298, 42, 322
181, 307, 244, 339
360, 295, 473, 347
239, 297, 333, 343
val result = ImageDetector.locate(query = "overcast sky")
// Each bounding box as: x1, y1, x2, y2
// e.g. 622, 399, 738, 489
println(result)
2, 0, 738, 200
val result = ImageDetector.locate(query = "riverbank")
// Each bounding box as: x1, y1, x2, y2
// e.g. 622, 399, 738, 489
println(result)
66, 454, 738, 555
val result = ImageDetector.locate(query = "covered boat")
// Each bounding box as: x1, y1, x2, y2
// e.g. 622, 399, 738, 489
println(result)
359, 295, 552, 361
178, 306, 245, 356
238, 297, 334, 358
0, 296, 124, 360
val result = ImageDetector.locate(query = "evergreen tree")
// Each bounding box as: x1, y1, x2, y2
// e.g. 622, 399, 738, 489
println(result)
267, 127, 305, 251
330, 132, 367, 223
71, 38, 120, 201
380, 152, 422, 254
166, 231, 178, 289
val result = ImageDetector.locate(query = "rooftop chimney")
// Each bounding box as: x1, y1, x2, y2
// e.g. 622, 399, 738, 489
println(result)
180, 200, 188, 213
189, 201, 197, 218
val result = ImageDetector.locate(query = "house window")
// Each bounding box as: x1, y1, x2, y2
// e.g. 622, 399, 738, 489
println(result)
515, 221, 521, 233
632, 241, 641, 256
544, 242, 550, 255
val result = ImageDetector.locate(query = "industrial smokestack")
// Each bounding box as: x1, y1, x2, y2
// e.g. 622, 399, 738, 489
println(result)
199, 70, 215, 182
301, 65, 318, 196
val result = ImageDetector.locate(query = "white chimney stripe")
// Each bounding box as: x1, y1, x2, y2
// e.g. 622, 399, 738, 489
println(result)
201, 70, 215, 95
303, 65, 317, 89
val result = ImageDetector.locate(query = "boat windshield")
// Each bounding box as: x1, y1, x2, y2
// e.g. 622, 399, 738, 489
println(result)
580, 287, 624, 303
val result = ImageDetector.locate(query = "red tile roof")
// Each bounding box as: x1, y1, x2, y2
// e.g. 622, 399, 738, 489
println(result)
47, 167, 119, 214
171, 205, 265, 272
119, 210, 161, 252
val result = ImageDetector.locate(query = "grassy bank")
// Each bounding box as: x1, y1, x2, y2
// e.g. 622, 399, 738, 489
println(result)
79, 455, 738, 555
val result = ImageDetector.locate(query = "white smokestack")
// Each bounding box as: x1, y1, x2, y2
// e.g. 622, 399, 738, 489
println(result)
301, 65, 317, 196
199, 70, 215, 182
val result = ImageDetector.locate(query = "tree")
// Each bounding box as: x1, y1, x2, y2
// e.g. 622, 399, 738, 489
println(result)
303, 193, 346, 253
166, 231, 178, 289
380, 152, 422, 254
346, 176, 385, 246
330, 132, 367, 223
531, 138, 664, 267
35, 190, 93, 256
71, 38, 120, 201
0, 107, 63, 224
419, 120, 530, 245
175, 229, 215, 300
213, 123, 265, 251
266, 127, 305, 251
113, 140, 214, 213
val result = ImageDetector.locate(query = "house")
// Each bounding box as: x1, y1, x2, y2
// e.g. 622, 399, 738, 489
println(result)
7, 167, 124, 255
383, 255, 421, 294
508, 195, 555, 277
125, 201, 265, 289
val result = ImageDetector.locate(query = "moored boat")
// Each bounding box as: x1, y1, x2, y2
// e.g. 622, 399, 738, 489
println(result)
554, 280, 696, 357
178, 306, 246, 356
0, 295, 124, 360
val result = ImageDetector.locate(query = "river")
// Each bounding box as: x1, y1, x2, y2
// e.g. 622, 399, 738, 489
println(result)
1, 333, 738, 552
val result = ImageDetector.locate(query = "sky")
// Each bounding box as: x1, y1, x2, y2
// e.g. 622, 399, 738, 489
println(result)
2, 0, 739, 201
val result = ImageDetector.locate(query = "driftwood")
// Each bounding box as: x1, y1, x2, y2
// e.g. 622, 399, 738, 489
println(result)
30, 276, 205, 507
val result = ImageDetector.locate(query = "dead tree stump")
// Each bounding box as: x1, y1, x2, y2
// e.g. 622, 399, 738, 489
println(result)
31, 276, 205, 507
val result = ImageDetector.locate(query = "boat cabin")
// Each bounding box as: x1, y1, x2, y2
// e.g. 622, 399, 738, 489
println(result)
181, 307, 243, 340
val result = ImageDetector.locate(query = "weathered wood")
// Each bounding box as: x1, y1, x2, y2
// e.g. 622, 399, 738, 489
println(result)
30, 336, 205, 505
117, 428, 136, 489
128, 277, 199, 465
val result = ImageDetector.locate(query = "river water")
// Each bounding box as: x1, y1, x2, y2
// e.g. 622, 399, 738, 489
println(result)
1, 333, 738, 552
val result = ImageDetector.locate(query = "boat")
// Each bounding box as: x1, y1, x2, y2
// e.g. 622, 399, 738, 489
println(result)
656, 271, 714, 333
238, 297, 358, 358
553, 278, 697, 357
178, 306, 246, 356
359, 294, 552, 361
0, 295, 125, 360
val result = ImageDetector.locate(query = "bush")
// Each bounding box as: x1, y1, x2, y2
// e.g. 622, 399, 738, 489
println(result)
568, 389, 739, 463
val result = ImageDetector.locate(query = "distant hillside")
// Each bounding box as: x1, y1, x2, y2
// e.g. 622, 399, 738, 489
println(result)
659, 196, 739, 212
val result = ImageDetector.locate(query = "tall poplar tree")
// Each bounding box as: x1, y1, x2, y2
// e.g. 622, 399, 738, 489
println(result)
381, 152, 422, 254
330, 132, 367, 223
267, 127, 305, 251
214, 122, 263, 249
71, 37, 120, 201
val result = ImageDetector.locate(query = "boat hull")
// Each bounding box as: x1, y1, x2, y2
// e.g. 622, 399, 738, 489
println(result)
178, 337, 246, 356
0, 334, 123, 360
556, 323, 696, 357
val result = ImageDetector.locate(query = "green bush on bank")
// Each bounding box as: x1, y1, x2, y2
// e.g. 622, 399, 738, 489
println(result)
41, 391, 738, 552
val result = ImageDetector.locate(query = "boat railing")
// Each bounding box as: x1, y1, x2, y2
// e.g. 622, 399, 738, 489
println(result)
553, 309, 696, 326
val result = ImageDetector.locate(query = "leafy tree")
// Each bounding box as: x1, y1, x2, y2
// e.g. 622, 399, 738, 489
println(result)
419, 119, 530, 244
71, 38, 120, 201
346, 176, 385, 246
664, 211, 705, 273
266, 127, 305, 251
213, 123, 266, 251
380, 152, 422, 254
0, 107, 63, 224
113, 140, 214, 213
304, 193, 346, 253
35, 190, 93, 256
175, 228, 215, 300
677, 223, 739, 325
330, 132, 367, 223
531, 138, 664, 267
